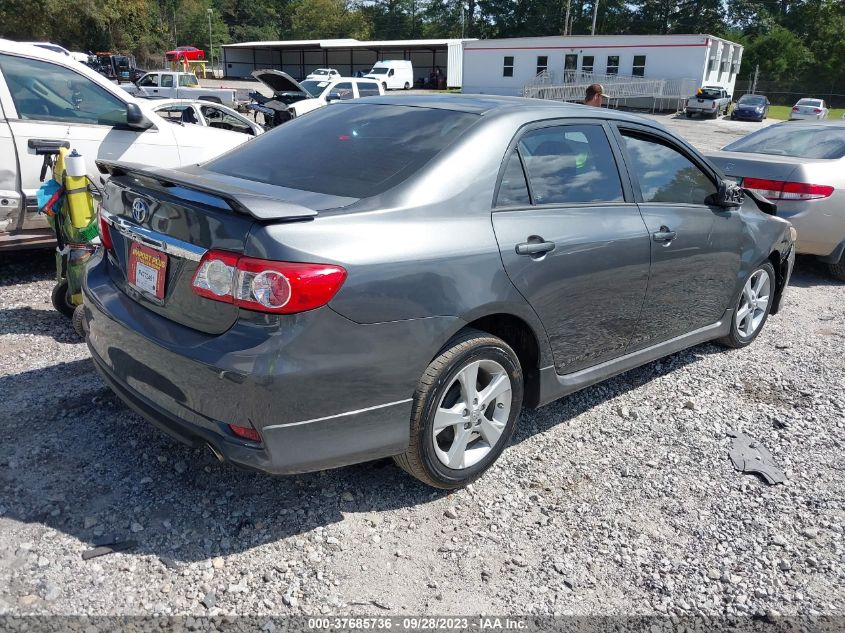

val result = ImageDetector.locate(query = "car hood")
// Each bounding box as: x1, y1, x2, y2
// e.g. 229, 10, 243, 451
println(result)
252, 69, 306, 95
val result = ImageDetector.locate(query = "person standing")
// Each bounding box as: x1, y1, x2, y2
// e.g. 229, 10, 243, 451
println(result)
584, 83, 604, 107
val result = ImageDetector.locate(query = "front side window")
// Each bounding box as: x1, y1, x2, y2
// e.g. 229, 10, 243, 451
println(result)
503, 56, 514, 78
518, 125, 624, 205
632, 55, 646, 77
161, 74, 174, 88
582, 56, 594, 73
207, 103, 479, 199
496, 150, 530, 207
0, 53, 128, 126
621, 132, 716, 205
138, 74, 158, 87
536, 56, 548, 75
331, 82, 354, 100
200, 105, 253, 135
606, 56, 619, 75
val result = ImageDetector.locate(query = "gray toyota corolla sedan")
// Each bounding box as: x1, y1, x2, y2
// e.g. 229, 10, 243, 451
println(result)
84, 95, 795, 489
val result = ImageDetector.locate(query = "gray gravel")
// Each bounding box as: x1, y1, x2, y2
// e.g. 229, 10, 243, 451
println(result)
1, 117, 843, 619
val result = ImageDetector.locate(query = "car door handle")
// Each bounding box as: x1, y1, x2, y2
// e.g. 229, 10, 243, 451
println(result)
28, 139, 70, 155
516, 240, 555, 256
652, 226, 677, 243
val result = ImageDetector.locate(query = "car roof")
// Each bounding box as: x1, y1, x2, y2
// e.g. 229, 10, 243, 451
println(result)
349, 93, 661, 124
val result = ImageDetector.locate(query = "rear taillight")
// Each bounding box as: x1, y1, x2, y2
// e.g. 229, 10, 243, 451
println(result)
711, 102, 717, 109
813, 108, 822, 113
792, 106, 799, 111
743, 177, 834, 201
98, 206, 113, 250
191, 250, 346, 314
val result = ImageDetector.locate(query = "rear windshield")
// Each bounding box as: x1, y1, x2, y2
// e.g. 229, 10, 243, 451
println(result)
723, 124, 845, 159
796, 99, 822, 107
206, 104, 478, 198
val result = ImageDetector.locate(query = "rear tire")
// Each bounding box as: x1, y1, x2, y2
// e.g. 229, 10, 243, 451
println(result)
72, 304, 86, 338
393, 329, 524, 489
382, 82, 387, 91
404, 82, 410, 90
827, 254, 845, 281
718, 262, 775, 349
51, 280, 74, 319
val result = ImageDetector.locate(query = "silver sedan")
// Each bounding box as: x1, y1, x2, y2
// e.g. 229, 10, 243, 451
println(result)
708, 120, 845, 279
150, 99, 264, 137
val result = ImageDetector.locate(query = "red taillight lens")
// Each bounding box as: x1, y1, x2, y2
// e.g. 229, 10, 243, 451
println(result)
98, 206, 113, 251
813, 108, 822, 113
792, 106, 799, 111
743, 177, 834, 201
191, 250, 347, 314
228, 424, 261, 442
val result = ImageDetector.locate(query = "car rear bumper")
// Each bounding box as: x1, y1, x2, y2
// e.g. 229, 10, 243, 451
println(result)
776, 202, 845, 256
83, 253, 458, 474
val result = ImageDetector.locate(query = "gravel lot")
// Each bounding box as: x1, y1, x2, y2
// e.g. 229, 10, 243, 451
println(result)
1, 115, 843, 621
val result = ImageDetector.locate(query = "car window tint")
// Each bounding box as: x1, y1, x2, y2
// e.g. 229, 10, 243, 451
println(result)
0, 53, 128, 126
201, 105, 252, 134
207, 103, 478, 199
518, 125, 624, 204
496, 151, 530, 207
138, 74, 158, 87
722, 124, 845, 159
330, 82, 354, 100
357, 82, 381, 97
161, 74, 174, 88
179, 74, 198, 87
155, 105, 190, 122
622, 133, 716, 204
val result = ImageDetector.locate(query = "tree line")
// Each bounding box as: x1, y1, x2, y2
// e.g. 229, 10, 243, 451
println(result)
0, 0, 842, 90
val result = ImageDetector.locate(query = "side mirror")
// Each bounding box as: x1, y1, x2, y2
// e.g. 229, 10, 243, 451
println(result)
325, 92, 342, 103
706, 179, 744, 208
126, 103, 153, 130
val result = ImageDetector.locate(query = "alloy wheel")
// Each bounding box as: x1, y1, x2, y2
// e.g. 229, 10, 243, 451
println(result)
431, 359, 512, 470
735, 269, 771, 338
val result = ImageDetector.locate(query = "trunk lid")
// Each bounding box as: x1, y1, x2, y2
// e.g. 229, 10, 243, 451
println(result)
96, 161, 343, 335
705, 151, 803, 183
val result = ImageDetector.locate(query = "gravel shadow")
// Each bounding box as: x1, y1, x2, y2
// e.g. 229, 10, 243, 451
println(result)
0, 249, 55, 287
788, 255, 843, 288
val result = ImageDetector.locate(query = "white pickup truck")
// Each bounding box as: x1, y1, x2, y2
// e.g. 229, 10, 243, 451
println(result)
123, 71, 237, 108
0, 41, 249, 251
684, 86, 732, 119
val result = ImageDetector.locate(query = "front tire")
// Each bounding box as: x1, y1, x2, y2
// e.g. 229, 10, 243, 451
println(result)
718, 262, 775, 349
393, 329, 524, 489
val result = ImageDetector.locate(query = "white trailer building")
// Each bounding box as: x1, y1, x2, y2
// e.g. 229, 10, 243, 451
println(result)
221, 38, 472, 88
462, 34, 743, 101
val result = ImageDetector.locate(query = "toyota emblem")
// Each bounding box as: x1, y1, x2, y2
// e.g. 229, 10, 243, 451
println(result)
131, 198, 149, 223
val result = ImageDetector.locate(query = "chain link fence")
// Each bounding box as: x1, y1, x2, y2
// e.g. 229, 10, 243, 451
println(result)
735, 79, 843, 108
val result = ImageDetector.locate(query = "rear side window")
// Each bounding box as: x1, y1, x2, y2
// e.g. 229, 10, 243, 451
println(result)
357, 82, 380, 97
496, 151, 530, 207
517, 125, 624, 204
622, 132, 716, 204
722, 124, 845, 159
161, 74, 174, 87
207, 104, 478, 199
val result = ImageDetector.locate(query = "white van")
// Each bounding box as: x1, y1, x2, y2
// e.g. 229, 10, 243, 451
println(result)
0, 40, 249, 250
365, 60, 414, 91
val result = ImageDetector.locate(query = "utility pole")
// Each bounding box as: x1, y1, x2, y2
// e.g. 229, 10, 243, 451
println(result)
591, 0, 598, 35
564, 0, 571, 35
207, 8, 214, 77
751, 64, 758, 94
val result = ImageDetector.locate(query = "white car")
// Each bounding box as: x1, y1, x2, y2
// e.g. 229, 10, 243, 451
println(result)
0, 39, 250, 250
150, 99, 263, 137
305, 68, 340, 81
248, 70, 383, 124
790, 98, 829, 120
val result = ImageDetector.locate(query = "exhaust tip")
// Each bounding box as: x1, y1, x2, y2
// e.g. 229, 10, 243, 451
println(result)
206, 443, 225, 462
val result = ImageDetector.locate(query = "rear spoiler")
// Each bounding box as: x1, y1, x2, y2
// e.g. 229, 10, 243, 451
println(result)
96, 160, 318, 222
